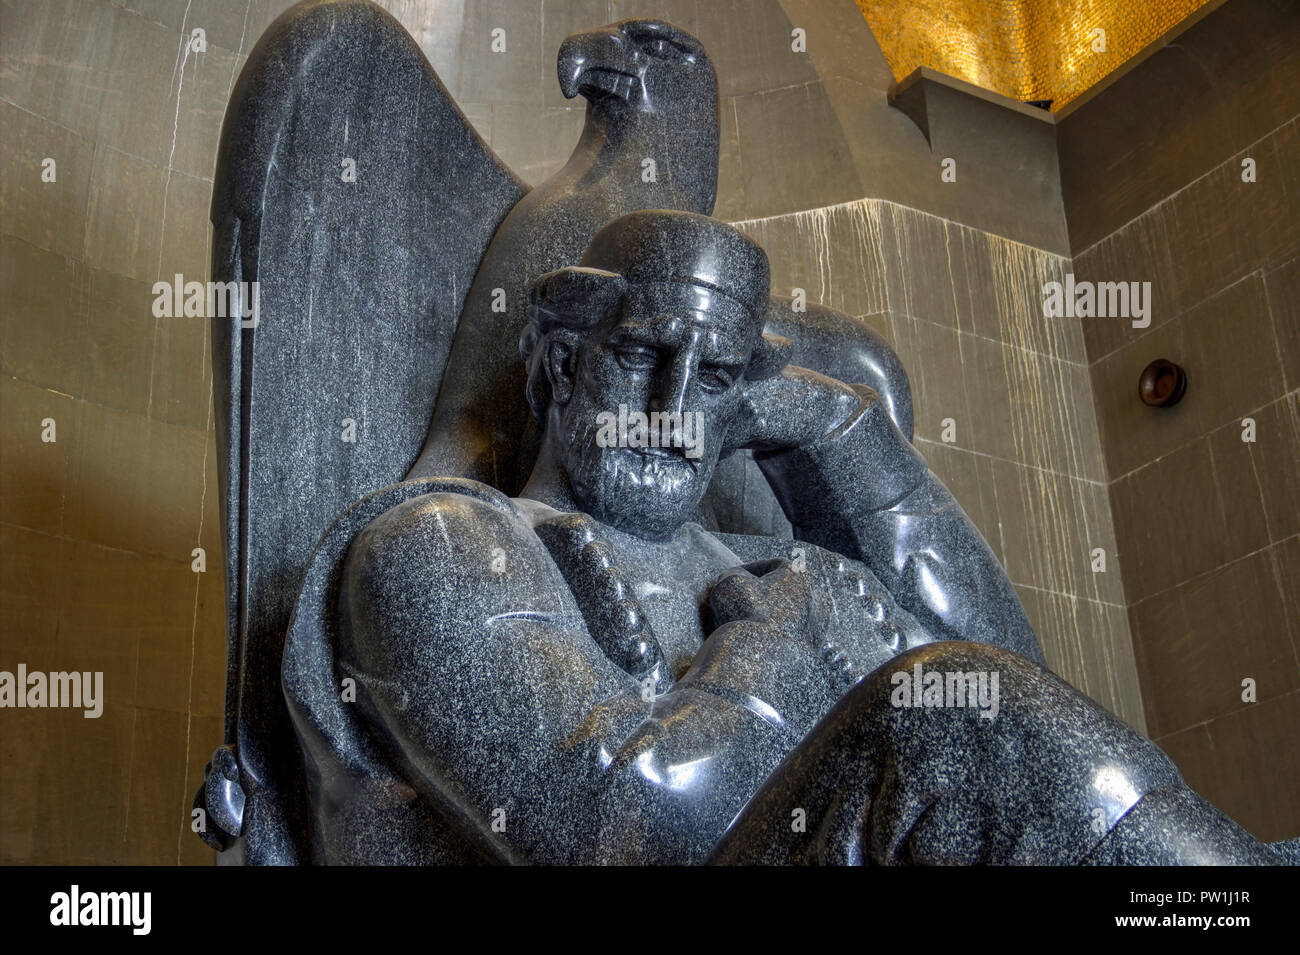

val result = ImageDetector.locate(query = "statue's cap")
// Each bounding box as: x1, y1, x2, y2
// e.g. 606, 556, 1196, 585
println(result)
579, 210, 770, 320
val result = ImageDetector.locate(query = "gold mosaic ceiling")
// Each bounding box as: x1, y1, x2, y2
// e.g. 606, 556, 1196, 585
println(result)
855, 0, 1218, 111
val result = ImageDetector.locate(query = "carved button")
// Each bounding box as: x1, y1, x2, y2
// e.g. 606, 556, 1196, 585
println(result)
861, 595, 886, 622
841, 567, 867, 595
879, 622, 902, 652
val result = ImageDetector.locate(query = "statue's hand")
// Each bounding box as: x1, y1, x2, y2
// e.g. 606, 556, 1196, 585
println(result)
727, 366, 865, 454
709, 559, 817, 634
708, 559, 844, 675
686, 559, 850, 717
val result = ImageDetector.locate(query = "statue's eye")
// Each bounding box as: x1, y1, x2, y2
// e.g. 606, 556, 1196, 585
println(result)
699, 365, 735, 393
615, 344, 659, 371
638, 38, 673, 58
626, 27, 696, 62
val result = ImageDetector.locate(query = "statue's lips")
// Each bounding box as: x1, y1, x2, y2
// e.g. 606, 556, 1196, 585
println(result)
600, 442, 698, 476
626, 445, 699, 475
638, 445, 691, 463
579, 67, 637, 102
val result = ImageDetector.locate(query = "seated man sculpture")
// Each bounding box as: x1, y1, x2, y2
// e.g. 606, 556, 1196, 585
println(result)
281, 210, 1286, 864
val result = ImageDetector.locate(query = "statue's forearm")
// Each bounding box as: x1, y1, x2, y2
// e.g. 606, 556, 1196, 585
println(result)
676, 617, 846, 736
754, 388, 1046, 664
570, 620, 847, 863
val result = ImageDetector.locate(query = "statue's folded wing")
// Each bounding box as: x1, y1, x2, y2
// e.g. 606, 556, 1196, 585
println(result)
206, 0, 527, 862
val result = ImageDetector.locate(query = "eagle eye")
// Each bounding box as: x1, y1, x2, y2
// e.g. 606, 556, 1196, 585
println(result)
624, 24, 698, 63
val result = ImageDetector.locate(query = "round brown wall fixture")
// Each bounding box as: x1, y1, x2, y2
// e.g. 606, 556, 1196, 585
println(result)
1139, 359, 1187, 407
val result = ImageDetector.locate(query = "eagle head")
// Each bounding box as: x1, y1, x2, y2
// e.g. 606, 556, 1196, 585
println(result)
558, 18, 715, 113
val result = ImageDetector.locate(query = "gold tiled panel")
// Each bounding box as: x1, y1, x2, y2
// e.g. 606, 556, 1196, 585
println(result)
855, 0, 1217, 110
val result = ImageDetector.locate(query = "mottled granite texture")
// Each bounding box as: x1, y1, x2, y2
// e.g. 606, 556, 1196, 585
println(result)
198, 0, 909, 863
195, 0, 1293, 864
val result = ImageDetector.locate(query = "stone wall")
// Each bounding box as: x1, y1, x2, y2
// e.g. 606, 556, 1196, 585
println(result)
1060, 0, 1300, 841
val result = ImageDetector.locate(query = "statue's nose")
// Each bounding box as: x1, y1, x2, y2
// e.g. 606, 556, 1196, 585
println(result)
649, 353, 694, 420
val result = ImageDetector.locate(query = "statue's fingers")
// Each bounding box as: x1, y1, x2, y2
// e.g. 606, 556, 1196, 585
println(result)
536, 514, 665, 679
753, 561, 814, 632
708, 566, 768, 627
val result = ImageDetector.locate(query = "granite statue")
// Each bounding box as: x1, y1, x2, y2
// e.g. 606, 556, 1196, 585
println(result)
197, 0, 907, 863
194, 0, 1295, 864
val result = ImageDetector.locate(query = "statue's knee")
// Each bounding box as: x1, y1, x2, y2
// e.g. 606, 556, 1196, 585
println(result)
870, 641, 1029, 718
889, 640, 1009, 671
860, 640, 1183, 804
844, 642, 1186, 862
875, 640, 1075, 723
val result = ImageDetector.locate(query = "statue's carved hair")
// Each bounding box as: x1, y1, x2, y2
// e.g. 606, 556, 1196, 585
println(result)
521, 267, 628, 418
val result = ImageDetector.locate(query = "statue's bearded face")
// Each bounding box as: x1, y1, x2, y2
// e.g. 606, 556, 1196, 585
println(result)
553, 281, 755, 540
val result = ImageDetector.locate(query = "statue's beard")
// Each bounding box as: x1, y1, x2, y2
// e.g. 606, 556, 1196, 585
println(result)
559, 398, 715, 541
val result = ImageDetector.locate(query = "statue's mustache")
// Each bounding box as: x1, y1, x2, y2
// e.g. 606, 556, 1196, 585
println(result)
612, 443, 698, 470
601, 446, 699, 488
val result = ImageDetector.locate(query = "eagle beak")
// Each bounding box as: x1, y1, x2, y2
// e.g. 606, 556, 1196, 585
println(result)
558, 27, 632, 102
557, 32, 588, 99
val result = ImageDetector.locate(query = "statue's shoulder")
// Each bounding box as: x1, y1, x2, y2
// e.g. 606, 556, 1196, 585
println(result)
342, 479, 570, 632
349, 477, 530, 567
337, 480, 589, 679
